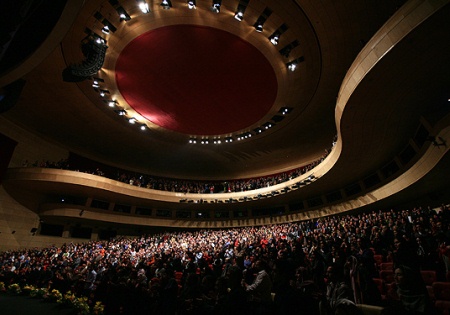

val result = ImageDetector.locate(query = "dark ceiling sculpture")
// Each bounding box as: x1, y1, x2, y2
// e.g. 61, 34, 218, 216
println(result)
62, 35, 108, 82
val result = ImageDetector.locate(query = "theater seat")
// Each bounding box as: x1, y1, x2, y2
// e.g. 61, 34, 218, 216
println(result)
421, 270, 437, 301
175, 271, 183, 284
385, 282, 399, 301
379, 262, 393, 271
373, 255, 383, 268
421, 270, 437, 286
379, 270, 395, 284
372, 278, 386, 299
433, 282, 450, 315
357, 304, 384, 315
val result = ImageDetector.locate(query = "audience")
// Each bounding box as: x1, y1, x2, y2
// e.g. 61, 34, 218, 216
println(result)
319, 263, 359, 315
20, 140, 333, 196
382, 264, 436, 315
1, 203, 449, 314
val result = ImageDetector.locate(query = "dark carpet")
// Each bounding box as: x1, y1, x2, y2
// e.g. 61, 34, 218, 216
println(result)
0, 294, 74, 315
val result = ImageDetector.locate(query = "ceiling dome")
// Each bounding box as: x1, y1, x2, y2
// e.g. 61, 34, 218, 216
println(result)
116, 25, 278, 135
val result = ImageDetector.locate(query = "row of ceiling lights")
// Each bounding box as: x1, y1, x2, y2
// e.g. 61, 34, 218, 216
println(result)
92, 77, 148, 131
188, 108, 292, 145
101, 1, 303, 72
91, 0, 301, 140
131, 0, 304, 71
92, 71, 293, 139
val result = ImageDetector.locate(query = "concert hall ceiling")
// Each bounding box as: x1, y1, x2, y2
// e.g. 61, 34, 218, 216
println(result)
1, 0, 449, 210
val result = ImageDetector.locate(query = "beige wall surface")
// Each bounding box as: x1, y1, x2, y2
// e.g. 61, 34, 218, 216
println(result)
0, 116, 69, 169
0, 186, 85, 251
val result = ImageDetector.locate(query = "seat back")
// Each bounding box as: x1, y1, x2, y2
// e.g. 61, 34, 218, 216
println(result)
433, 282, 450, 301
379, 262, 393, 271
433, 282, 450, 315
420, 270, 437, 286
379, 270, 395, 284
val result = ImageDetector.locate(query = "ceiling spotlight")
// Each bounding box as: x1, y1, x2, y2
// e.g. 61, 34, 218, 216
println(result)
189, 138, 197, 144
117, 7, 131, 21
270, 33, 280, 45
137, 0, 150, 13
108, 100, 117, 107
101, 25, 110, 34
269, 24, 288, 46
234, 2, 247, 21
287, 62, 297, 71
286, 56, 304, 72
254, 8, 271, 33
279, 107, 293, 115
225, 137, 233, 143
99, 89, 109, 97
116, 109, 127, 116
263, 122, 274, 129
101, 20, 116, 34
128, 117, 137, 124
160, 0, 172, 9
92, 80, 100, 88
212, 0, 221, 13
94, 36, 106, 46
187, 0, 196, 9
254, 22, 263, 32
140, 124, 147, 131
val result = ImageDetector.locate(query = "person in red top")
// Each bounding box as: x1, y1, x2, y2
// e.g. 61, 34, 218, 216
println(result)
260, 238, 269, 249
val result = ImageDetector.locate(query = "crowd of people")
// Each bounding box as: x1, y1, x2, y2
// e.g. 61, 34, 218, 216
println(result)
1, 202, 449, 314
21, 138, 336, 195
22, 153, 327, 195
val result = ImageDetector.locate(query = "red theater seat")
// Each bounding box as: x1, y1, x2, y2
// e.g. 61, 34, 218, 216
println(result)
372, 278, 386, 299
433, 282, 450, 315
373, 255, 383, 268
379, 262, 393, 271
379, 270, 395, 284
421, 270, 437, 286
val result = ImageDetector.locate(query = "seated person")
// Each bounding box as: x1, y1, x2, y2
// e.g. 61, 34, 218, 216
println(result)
382, 265, 436, 315
320, 263, 361, 315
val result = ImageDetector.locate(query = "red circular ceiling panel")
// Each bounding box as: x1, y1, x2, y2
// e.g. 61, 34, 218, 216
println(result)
115, 25, 278, 135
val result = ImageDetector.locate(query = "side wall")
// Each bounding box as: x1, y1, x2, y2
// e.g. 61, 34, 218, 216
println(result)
0, 186, 85, 251
0, 117, 75, 251
0, 116, 69, 168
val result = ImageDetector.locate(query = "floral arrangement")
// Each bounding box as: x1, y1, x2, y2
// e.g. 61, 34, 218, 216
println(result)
92, 301, 105, 315
22, 284, 37, 294
73, 296, 90, 315
44, 289, 63, 302
2, 283, 104, 315
30, 287, 48, 298
58, 290, 77, 305
7, 283, 21, 294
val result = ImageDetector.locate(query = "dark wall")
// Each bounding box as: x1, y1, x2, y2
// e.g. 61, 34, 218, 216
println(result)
0, 132, 17, 184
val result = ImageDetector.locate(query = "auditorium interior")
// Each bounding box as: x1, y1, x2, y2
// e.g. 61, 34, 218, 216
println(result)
0, 0, 449, 250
